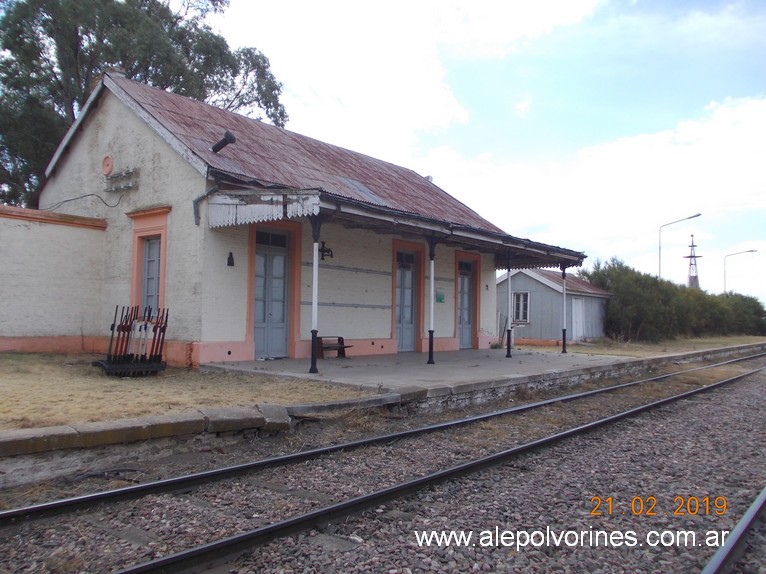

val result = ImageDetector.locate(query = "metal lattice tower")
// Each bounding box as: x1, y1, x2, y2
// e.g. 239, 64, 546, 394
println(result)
684, 234, 701, 289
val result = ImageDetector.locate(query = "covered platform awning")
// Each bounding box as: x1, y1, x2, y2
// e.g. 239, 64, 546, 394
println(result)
208, 189, 320, 227
199, 170, 584, 370
201, 172, 586, 272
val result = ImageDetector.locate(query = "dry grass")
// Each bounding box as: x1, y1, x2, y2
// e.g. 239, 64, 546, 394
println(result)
1, 336, 762, 432
0, 353, 371, 431
522, 335, 765, 358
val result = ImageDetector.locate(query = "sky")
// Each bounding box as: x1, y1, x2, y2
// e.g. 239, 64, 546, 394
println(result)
208, 0, 766, 305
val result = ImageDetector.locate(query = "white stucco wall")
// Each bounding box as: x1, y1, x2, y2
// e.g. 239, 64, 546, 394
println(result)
478, 253, 498, 344
298, 221, 393, 340
0, 211, 104, 337
295, 222, 498, 348
431, 249, 455, 336
39, 91, 208, 342
199, 224, 250, 341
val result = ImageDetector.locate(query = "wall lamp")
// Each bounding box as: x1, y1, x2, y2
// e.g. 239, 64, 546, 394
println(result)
319, 241, 334, 260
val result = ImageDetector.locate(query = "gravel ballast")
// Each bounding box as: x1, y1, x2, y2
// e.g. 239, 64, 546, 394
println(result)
1, 369, 764, 573
238, 372, 766, 573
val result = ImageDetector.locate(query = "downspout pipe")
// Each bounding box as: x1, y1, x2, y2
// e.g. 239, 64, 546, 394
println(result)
193, 172, 219, 226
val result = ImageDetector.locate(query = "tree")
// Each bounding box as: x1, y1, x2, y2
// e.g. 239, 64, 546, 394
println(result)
580, 257, 766, 341
0, 0, 288, 207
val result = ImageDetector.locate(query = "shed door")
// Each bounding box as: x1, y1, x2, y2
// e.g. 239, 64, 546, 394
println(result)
572, 297, 584, 342
254, 232, 289, 358
458, 261, 474, 349
396, 252, 416, 352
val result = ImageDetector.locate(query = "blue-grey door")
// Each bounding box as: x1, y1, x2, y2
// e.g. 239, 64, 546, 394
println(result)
458, 261, 474, 349
254, 232, 289, 358
396, 252, 416, 351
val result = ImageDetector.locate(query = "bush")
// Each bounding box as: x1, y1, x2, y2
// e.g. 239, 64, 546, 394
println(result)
580, 258, 766, 341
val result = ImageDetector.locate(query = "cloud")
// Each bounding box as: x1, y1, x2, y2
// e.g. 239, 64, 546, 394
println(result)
570, 97, 766, 217
416, 96, 766, 288
210, 0, 604, 165
514, 96, 533, 118
432, 0, 605, 58
208, 1, 766, 302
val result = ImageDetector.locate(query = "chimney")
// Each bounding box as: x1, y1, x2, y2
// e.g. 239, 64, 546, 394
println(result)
211, 131, 236, 153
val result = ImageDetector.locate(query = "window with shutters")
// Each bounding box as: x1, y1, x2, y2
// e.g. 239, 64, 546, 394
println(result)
513, 291, 530, 323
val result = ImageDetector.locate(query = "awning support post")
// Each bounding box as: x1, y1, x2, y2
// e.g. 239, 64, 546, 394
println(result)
309, 216, 322, 373
506, 252, 513, 358
427, 236, 437, 365
561, 264, 568, 354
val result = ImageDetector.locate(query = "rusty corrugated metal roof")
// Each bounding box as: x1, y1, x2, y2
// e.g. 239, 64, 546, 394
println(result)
43, 72, 586, 268
534, 269, 611, 297
106, 73, 505, 234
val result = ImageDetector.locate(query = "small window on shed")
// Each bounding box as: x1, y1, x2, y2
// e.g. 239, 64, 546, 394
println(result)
513, 292, 529, 323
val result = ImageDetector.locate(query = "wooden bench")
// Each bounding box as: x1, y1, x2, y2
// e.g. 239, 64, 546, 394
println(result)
316, 335, 353, 358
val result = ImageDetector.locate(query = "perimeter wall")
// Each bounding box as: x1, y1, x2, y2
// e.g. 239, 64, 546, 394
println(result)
0, 205, 106, 352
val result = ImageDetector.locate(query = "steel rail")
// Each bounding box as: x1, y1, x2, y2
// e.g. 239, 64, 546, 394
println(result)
116, 364, 766, 574
2, 352, 765, 526
701, 485, 766, 574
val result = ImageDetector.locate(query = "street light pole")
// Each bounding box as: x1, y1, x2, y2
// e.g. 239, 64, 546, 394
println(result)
723, 249, 757, 294
658, 213, 701, 279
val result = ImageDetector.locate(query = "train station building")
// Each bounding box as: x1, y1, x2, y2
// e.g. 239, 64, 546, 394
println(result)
0, 71, 585, 368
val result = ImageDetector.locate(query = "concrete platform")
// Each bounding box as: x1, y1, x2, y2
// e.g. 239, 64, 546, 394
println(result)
201, 348, 636, 392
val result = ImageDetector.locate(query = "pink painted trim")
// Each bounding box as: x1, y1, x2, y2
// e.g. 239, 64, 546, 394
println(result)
1, 336, 197, 369
454, 250, 481, 348
391, 239, 426, 352
294, 338, 401, 359
189, 341, 254, 366
129, 207, 171, 309
477, 334, 496, 350
427, 336, 460, 352
515, 338, 561, 347
0, 205, 107, 230
248, 221, 302, 359
0, 335, 105, 354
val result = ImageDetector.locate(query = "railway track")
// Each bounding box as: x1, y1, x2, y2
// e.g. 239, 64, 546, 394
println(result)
1, 353, 765, 573
701, 485, 766, 574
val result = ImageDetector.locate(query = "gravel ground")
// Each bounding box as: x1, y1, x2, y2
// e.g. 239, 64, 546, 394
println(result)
737, 514, 766, 574
1, 367, 763, 573
237, 372, 766, 574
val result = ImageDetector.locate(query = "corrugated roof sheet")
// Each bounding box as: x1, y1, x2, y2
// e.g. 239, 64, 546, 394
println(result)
534, 269, 610, 297
106, 73, 504, 234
